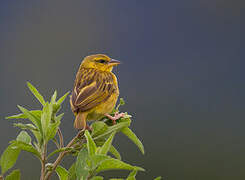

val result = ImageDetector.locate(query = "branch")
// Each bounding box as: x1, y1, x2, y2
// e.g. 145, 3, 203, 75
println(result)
40, 159, 46, 180
40, 144, 47, 180
57, 128, 64, 148
44, 130, 85, 180
52, 138, 60, 149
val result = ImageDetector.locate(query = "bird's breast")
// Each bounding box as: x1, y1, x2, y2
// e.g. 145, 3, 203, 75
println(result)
87, 88, 119, 121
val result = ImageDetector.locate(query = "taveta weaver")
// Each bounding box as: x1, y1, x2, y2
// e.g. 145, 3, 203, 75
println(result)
70, 54, 124, 130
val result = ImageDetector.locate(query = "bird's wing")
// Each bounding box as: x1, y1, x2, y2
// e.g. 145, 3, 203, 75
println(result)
71, 72, 115, 112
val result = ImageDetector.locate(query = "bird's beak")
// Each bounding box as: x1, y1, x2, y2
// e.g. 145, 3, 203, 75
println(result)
109, 59, 120, 66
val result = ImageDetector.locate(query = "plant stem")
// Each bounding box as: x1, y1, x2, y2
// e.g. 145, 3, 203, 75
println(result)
40, 144, 47, 180
57, 128, 64, 148
40, 159, 45, 180
44, 130, 84, 180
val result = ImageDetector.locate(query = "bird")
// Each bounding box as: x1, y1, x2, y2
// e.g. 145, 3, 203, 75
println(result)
70, 54, 124, 130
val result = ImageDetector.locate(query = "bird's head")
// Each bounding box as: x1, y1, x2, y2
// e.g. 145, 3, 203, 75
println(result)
81, 54, 120, 72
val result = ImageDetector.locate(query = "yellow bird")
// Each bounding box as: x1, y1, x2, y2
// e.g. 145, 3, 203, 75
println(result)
70, 54, 124, 130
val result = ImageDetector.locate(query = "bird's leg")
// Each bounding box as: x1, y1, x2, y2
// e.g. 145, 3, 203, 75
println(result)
105, 112, 125, 124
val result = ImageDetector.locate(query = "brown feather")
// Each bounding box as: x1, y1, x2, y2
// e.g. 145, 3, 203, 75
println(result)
74, 112, 87, 129
71, 68, 117, 113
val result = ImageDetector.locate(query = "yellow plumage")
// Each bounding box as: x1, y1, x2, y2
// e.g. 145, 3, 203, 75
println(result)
70, 54, 120, 130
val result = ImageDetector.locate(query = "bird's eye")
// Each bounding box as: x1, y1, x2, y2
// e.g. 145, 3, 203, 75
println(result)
97, 59, 107, 64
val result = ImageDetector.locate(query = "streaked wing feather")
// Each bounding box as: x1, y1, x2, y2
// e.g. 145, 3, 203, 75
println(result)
75, 81, 97, 105
71, 69, 115, 112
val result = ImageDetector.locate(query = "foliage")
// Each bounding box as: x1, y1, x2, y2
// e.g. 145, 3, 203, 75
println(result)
0, 82, 160, 180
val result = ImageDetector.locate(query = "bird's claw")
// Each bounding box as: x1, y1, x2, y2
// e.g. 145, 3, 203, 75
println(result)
105, 112, 125, 124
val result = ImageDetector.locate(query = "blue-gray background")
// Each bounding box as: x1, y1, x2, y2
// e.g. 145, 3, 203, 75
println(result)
0, 0, 243, 179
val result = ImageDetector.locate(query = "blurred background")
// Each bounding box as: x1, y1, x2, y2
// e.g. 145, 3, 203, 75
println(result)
0, 0, 243, 179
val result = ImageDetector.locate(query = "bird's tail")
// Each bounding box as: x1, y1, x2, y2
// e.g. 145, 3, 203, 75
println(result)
74, 112, 87, 130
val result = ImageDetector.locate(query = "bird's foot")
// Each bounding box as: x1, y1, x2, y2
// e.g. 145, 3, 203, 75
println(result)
105, 112, 125, 125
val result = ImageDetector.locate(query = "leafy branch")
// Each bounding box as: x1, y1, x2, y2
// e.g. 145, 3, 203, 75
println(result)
0, 82, 161, 180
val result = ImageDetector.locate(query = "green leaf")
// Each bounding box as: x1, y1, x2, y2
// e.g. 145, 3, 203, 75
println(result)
91, 122, 108, 137
126, 170, 137, 180
46, 114, 63, 141
94, 121, 130, 140
50, 90, 57, 105
10, 141, 41, 159
56, 92, 69, 105
121, 127, 144, 154
68, 163, 76, 180
99, 132, 116, 155
6, 110, 42, 120
52, 92, 69, 113
33, 141, 40, 152
46, 120, 60, 141
17, 106, 43, 136
90, 154, 109, 169
121, 113, 132, 119
75, 148, 90, 180
56, 165, 69, 180
47, 147, 73, 159
0, 145, 21, 174
109, 179, 124, 180
117, 115, 132, 123
90, 176, 103, 180
52, 103, 61, 114
55, 113, 64, 122
31, 130, 42, 146
154, 176, 162, 180
109, 146, 121, 160
16, 131, 31, 144
116, 98, 125, 111
95, 158, 144, 173
119, 98, 125, 106
84, 130, 97, 156
5, 169, 20, 180
41, 103, 53, 138
27, 82, 46, 106
14, 123, 38, 131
